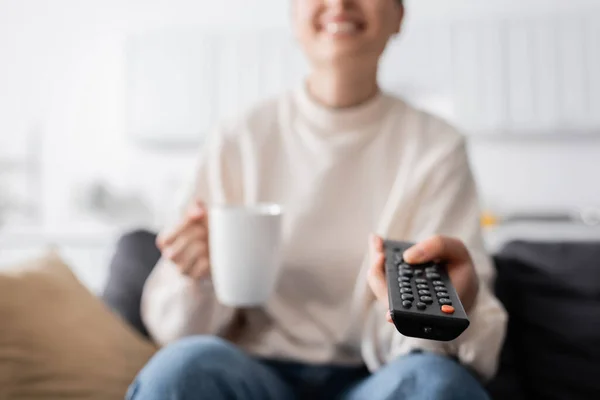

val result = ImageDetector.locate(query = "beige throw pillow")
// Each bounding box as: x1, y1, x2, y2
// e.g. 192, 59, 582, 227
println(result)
0, 252, 157, 400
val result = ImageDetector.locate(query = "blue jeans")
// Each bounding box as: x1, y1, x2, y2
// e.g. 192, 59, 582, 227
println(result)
126, 336, 490, 400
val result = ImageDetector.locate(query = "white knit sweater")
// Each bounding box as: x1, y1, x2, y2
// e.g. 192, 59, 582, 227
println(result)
141, 85, 508, 380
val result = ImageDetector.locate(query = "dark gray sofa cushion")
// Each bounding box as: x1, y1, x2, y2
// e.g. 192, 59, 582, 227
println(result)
488, 240, 600, 400
101, 230, 161, 339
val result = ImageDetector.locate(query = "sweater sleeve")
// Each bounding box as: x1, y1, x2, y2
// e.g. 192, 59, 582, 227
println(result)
372, 138, 508, 381
140, 127, 241, 346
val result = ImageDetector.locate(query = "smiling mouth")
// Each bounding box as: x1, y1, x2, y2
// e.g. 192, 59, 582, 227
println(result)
320, 21, 365, 36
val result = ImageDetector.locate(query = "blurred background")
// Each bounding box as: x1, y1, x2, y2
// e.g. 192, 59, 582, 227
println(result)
1, 0, 600, 293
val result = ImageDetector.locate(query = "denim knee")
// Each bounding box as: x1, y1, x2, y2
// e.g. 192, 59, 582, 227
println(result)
344, 351, 489, 400
126, 336, 248, 400
388, 352, 490, 400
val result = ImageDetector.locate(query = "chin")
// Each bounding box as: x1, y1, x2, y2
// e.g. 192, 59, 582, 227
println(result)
312, 42, 373, 65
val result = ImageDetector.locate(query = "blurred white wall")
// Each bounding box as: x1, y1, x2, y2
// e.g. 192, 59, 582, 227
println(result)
0, 0, 599, 234
1, 0, 600, 290
0, 0, 288, 228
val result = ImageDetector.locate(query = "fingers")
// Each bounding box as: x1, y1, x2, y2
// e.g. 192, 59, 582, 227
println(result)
156, 201, 206, 248
370, 235, 474, 324
157, 220, 195, 249
368, 234, 388, 307
162, 235, 188, 263
187, 200, 206, 221
177, 241, 204, 275
162, 225, 205, 259
159, 219, 210, 279
166, 238, 209, 277
156, 199, 211, 280
369, 234, 402, 325
403, 235, 470, 265
370, 233, 384, 254
189, 257, 210, 280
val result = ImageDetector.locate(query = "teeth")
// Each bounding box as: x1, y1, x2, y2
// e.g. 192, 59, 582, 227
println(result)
325, 22, 358, 34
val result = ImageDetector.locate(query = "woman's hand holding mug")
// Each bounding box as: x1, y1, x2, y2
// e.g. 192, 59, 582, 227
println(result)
156, 199, 211, 280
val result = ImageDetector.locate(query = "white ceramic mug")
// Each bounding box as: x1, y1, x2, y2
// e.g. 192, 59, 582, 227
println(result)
208, 204, 283, 307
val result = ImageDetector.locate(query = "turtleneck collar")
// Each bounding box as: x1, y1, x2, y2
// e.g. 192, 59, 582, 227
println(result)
293, 81, 392, 134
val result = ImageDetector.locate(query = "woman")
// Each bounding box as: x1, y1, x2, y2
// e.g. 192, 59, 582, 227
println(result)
127, 0, 507, 399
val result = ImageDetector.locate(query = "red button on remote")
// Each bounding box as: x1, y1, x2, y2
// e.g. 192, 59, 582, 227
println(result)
441, 305, 455, 314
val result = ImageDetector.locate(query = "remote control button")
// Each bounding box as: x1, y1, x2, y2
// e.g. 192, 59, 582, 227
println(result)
418, 289, 431, 295
400, 276, 411, 282
401, 282, 412, 288
400, 288, 413, 294
416, 284, 428, 289
415, 278, 427, 284
420, 296, 433, 304
439, 298, 452, 305
401, 270, 414, 277
433, 280, 444, 286
416, 302, 427, 310
401, 294, 415, 301
441, 305, 455, 314
425, 266, 438, 273
414, 270, 424, 276
426, 273, 441, 279
402, 300, 412, 308
436, 292, 449, 298
434, 286, 446, 292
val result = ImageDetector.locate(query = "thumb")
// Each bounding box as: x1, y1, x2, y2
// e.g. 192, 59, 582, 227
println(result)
403, 235, 469, 264
369, 233, 384, 258
187, 199, 206, 221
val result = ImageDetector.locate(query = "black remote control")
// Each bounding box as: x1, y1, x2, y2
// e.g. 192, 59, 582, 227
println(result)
384, 239, 469, 341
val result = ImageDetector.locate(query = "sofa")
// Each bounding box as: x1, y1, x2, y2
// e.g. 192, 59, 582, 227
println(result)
1, 229, 599, 399
487, 240, 600, 400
